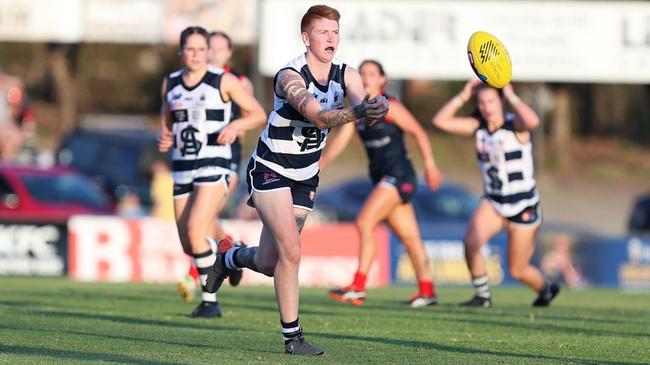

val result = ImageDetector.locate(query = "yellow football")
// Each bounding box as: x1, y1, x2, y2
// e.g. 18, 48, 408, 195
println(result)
467, 31, 512, 89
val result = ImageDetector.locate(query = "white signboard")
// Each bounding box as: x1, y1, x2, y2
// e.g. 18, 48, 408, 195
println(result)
0, 0, 82, 42
83, 0, 163, 43
0, 0, 257, 45
163, 0, 258, 46
258, 0, 650, 83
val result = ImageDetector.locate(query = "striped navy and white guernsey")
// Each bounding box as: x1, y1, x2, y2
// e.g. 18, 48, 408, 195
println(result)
252, 53, 347, 181
166, 65, 233, 181
475, 112, 540, 217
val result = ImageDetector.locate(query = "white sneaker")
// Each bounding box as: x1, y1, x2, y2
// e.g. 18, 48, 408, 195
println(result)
407, 294, 439, 308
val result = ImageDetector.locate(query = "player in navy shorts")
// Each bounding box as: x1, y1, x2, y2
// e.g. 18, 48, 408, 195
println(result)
433, 79, 559, 307
322, 60, 442, 308
158, 26, 266, 318
175, 31, 258, 302
205, 6, 388, 355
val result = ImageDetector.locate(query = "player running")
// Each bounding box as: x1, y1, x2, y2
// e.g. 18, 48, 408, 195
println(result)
322, 60, 442, 308
159, 26, 266, 318
432, 79, 560, 308
175, 31, 256, 302
206, 5, 388, 355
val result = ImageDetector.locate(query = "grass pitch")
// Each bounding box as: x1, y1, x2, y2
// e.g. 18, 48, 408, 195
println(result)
0, 277, 648, 364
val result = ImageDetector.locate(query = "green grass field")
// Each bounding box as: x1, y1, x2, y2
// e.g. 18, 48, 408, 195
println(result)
1, 277, 648, 365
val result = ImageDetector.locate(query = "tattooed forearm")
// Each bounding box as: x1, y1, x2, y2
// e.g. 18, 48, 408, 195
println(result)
316, 108, 359, 128
277, 69, 372, 129
233, 246, 259, 272
295, 216, 307, 233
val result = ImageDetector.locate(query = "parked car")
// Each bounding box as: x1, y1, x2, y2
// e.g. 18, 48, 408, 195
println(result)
57, 124, 166, 207
629, 193, 650, 234
0, 164, 114, 223
313, 177, 479, 224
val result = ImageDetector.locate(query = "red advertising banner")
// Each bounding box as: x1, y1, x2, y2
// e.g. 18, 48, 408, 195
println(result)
68, 216, 391, 287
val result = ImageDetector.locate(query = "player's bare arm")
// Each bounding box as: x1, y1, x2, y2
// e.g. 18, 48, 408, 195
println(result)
344, 66, 388, 124
217, 73, 266, 145
158, 78, 173, 152
390, 100, 442, 190
432, 80, 481, 136
231, 75, 255, 138
504, 84, 540, 132
319, 122, 355, 169
240, 75, 254, 95
276, 69, 387, 129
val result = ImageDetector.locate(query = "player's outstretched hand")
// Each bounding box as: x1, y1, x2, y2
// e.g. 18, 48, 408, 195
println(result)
459, 79, 482, 102
217, 124, 238, 145
159, 130, 173, 152
425, 164, 443, 191
503, 83, 514, 96
362, 94, 389, 125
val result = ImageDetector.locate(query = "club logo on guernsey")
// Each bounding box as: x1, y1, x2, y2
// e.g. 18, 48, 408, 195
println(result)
180, 126, 202, 156
298, 128, 323, 152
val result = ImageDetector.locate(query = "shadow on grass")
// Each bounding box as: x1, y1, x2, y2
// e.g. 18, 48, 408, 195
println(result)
0, 342, 184, 365
0, 289, 168, 304
431, 314, 650, 339
1, 306, 247, 333
356, 305, 650, 339
0, 325, 213, 350
0, 325, 280, 355
313, 332, 647, 365
228, 300, 337, 317
433, 305, 650, 327
325, 302, 650, 338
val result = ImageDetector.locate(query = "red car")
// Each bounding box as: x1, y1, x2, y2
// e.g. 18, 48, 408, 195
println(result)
0, 164, 114, 223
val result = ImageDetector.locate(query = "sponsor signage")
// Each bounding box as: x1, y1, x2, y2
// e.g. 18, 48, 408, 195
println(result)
393, 239, 505, 286
67, 217, 392, 287
390, 223, 510, 286
619, 236, 650, 289
259, 0, 650, 83
537, 232, 650, 289
0, 222, 67, 276
0, 0, 82, 42
68, 216, 188, 282
0, 0, 256, 44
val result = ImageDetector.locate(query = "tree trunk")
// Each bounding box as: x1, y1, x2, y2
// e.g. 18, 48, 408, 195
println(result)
550, 87, 572, 169
48, 45, 76, 146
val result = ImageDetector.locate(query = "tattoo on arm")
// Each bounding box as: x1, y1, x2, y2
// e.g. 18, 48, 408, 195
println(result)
278, 71, 316, 118
295, 216, 307, 234
316, 108, 359, 129
278, 70, 367, 129
234, 247, 259, 272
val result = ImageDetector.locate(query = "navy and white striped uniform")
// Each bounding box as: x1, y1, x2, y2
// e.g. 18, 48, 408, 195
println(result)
356, 95, 417, 203
166, 65, 233, 197
246, 53, 347, 210
475, 112, 541, 224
